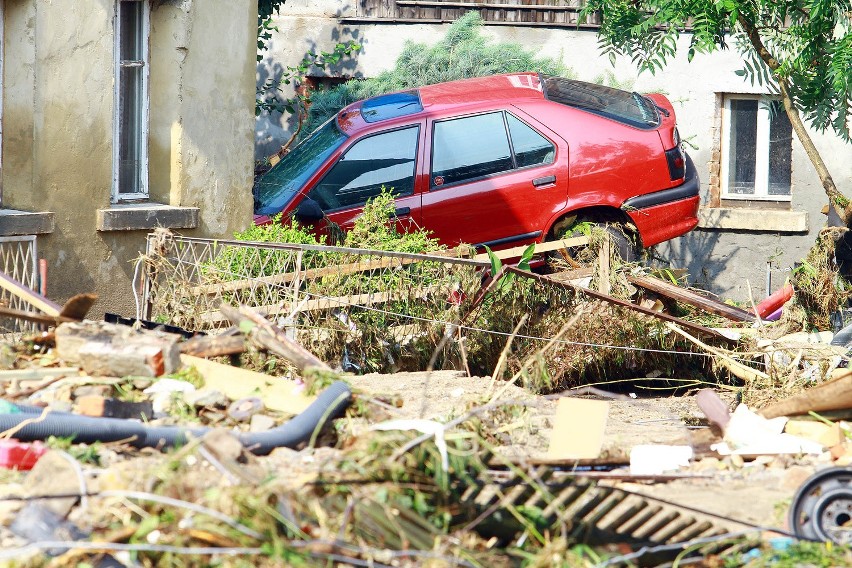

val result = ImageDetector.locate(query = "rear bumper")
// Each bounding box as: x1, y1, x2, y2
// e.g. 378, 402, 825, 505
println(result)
623, 153, 700, 248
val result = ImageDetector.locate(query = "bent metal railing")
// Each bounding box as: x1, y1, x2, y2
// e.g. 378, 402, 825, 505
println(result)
143, 231, 688, 382
0, 235, 39, 336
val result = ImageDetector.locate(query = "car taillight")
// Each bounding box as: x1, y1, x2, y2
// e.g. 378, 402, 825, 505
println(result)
665, 146, 685, 180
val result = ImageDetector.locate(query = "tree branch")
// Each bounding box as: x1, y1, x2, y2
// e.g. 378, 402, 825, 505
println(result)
737, 12, 849, 224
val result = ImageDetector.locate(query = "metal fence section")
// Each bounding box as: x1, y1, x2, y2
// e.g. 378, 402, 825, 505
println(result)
144, 232, 688, 385
0, 235, 39, 335
144, 232, 498, 373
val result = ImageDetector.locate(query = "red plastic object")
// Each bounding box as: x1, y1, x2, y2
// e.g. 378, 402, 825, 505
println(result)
0, 439, 48, 470
752, 283, 794, 319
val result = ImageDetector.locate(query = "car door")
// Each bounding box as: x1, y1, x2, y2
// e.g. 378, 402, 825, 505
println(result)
420, 110, 568, 249
303, 123, 422, 242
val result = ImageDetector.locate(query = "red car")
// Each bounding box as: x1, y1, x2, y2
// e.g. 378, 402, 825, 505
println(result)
254, 73, 699, 257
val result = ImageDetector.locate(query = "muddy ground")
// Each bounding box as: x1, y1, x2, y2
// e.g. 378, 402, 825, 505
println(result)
348, 371, 818, 530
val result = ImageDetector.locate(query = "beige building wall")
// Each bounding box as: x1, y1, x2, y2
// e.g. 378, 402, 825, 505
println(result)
1, 0, 256, 318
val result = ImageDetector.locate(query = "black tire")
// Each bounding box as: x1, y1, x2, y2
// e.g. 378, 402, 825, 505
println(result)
600, 223, 639, 263
789, 466, 852, 544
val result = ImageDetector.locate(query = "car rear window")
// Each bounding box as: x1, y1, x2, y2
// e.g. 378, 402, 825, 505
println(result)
541, 75, 660, 129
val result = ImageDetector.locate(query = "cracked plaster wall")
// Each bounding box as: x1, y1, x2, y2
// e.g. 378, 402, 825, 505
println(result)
2, 0, 256, 316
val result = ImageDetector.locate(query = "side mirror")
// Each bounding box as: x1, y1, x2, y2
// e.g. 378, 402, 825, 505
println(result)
294, 198, 324, 222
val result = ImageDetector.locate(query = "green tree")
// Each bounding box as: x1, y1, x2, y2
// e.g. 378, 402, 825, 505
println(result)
582, 0, 852, 222
258, 0, 287, 61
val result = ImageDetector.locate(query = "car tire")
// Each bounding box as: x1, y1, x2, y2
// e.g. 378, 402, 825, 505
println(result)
600, 223, 640, 263
556, 220, 639, 263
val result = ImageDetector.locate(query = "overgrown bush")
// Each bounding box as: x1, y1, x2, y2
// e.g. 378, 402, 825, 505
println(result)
300, 12, 572, 136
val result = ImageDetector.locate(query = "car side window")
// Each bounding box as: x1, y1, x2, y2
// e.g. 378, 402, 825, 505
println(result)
431, 112, 513, 187
507, 114, 555, 168
308, 125, 419, 212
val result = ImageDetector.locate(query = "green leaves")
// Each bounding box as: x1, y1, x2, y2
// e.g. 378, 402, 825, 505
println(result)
256, 41, 360, 116
587, 0, 852, 144
485, 243, 535, 295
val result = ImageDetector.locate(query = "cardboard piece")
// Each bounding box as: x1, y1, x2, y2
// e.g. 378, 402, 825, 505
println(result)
547, 397, 609, 460
180, 354, 314, 416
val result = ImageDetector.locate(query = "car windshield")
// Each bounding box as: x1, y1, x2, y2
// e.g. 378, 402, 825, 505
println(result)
541, 75, 660, 129
254, 117, 348, 215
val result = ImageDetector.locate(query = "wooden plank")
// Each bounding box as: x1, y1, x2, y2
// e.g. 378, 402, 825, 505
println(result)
192, 248, 470, 297
760, 372, 852, 418
507, 267, 731, 341
628, 275, 756, 323
471, 236, 589, 262
0, 270, 61, 316
192, 255, 422, 297
339, 16, 603, 28
200, 290, 402, 324
181, 355, 314, 415
0, 306, 76, 326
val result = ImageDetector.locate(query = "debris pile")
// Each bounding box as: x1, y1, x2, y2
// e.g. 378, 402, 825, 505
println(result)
2, 223, 852, 564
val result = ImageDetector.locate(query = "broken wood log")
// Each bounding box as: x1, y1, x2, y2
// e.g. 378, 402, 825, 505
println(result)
759, 372, 852, 418
628, 275, 756, 323
507, 267, 730, 341
218, 303, 331, 372
180, 328, 246, 357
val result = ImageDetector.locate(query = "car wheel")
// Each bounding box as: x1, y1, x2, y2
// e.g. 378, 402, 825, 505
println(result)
600, 223, 640, 263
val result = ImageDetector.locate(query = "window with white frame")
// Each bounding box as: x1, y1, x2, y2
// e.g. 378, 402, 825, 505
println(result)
721, 94, 793, 200
113, 0, 150, 201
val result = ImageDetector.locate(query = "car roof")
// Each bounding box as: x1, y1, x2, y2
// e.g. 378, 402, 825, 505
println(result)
337, 73, 545, 136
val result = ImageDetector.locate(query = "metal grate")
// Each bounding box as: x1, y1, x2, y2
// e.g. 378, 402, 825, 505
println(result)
0, 236, 39, 336
467, 467, 758, 561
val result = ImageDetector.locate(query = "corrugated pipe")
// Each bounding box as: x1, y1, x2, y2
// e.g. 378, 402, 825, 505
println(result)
0, 381, 351, 456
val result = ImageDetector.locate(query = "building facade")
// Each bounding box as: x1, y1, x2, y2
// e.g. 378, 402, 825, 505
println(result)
1, 0, 257, 316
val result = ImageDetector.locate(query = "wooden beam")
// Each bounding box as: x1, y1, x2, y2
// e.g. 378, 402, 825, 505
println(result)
0, 306, 76, 326
200, 290, 401, 324
471, 236, 589, 262
760, 372, 852, 418
628, 275, 756, 323
0, 270, 61, 316
191, 254, 420, 296
506, 267, 730, 341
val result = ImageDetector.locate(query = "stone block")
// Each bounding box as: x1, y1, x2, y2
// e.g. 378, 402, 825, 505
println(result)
56, 321, 181, 377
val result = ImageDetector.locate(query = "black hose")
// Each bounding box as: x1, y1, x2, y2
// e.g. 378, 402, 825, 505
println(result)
0, 381, 352, 454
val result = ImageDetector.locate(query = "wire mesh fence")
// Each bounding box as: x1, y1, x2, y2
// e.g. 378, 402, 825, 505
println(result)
144, 231, 698, 388
0, 235, 39, 336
